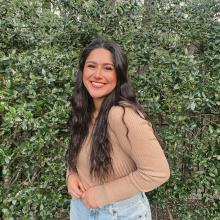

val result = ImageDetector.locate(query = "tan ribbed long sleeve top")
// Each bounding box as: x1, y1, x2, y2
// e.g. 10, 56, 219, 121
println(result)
68, 105, 170, 208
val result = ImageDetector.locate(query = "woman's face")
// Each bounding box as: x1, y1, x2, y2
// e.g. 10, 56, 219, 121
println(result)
83, 48, 117, 104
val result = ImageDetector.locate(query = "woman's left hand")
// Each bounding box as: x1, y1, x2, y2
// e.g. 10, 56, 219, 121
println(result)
82, 188, 98, 209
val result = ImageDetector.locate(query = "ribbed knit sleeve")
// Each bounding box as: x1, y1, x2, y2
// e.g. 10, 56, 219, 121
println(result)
92, 105, 170, 208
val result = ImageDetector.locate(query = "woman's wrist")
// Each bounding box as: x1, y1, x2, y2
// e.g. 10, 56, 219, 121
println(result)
66, 172, 72, 183
66, 169, 76, 183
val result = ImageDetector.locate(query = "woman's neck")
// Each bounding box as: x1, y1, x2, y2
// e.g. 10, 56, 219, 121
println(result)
93, 98, 104, 117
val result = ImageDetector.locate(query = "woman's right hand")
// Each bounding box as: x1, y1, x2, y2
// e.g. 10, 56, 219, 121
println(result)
67, 173, 86, 199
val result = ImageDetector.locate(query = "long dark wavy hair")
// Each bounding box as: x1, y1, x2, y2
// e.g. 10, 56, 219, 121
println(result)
66, 38, 156, 181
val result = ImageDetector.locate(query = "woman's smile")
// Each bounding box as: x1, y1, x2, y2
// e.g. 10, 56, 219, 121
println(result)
91, 81, 106, 88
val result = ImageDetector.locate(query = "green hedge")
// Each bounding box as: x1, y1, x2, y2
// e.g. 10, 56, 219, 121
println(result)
1, 0, 219, 219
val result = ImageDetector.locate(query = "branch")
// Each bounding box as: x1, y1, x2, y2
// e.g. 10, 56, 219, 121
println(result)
167, 205, 174, 220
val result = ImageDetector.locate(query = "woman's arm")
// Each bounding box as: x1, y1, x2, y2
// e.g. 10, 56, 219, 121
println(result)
84, 106, 170, 208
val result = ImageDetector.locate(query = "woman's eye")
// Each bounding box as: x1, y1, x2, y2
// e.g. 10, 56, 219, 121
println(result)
88, 65, 95, 68
105, 66, 113, 71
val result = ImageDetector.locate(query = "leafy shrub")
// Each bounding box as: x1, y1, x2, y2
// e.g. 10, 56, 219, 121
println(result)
1, 0, 219, 219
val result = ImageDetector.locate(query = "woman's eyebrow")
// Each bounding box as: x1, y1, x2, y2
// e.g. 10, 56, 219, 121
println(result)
85, 61, 96, 64
85, 61, 114, 66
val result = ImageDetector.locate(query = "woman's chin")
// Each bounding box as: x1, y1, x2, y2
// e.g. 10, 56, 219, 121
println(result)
88, 91, 106, 100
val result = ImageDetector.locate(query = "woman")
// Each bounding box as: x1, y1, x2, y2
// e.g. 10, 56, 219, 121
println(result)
66, 38, 170, 220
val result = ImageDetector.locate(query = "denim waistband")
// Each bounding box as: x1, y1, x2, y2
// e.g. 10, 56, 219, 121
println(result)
102, 192, 147, 210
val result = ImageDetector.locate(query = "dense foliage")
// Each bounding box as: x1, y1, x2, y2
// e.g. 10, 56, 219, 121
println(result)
1, 0, 219, 219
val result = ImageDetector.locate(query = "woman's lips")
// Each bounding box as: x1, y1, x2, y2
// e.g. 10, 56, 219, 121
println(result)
91, 81, 105, 88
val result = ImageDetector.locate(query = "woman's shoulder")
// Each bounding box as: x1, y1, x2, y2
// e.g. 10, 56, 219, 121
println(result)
108, 102, 152, 128
108, 102, 144, 124
109, 102, 133, 117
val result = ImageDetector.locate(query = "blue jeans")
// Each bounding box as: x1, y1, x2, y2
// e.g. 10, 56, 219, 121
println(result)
70, 192, 152, 220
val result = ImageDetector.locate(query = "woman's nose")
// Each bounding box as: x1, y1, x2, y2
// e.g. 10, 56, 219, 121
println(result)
94, 67, 102, 78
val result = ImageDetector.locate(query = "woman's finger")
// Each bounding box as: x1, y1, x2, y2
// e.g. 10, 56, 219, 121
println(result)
69, 191, 80, 199
68, 188, 81, 198
78, 181, 86, 193
82, 196, 90, 208
68, 186, 82, 198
